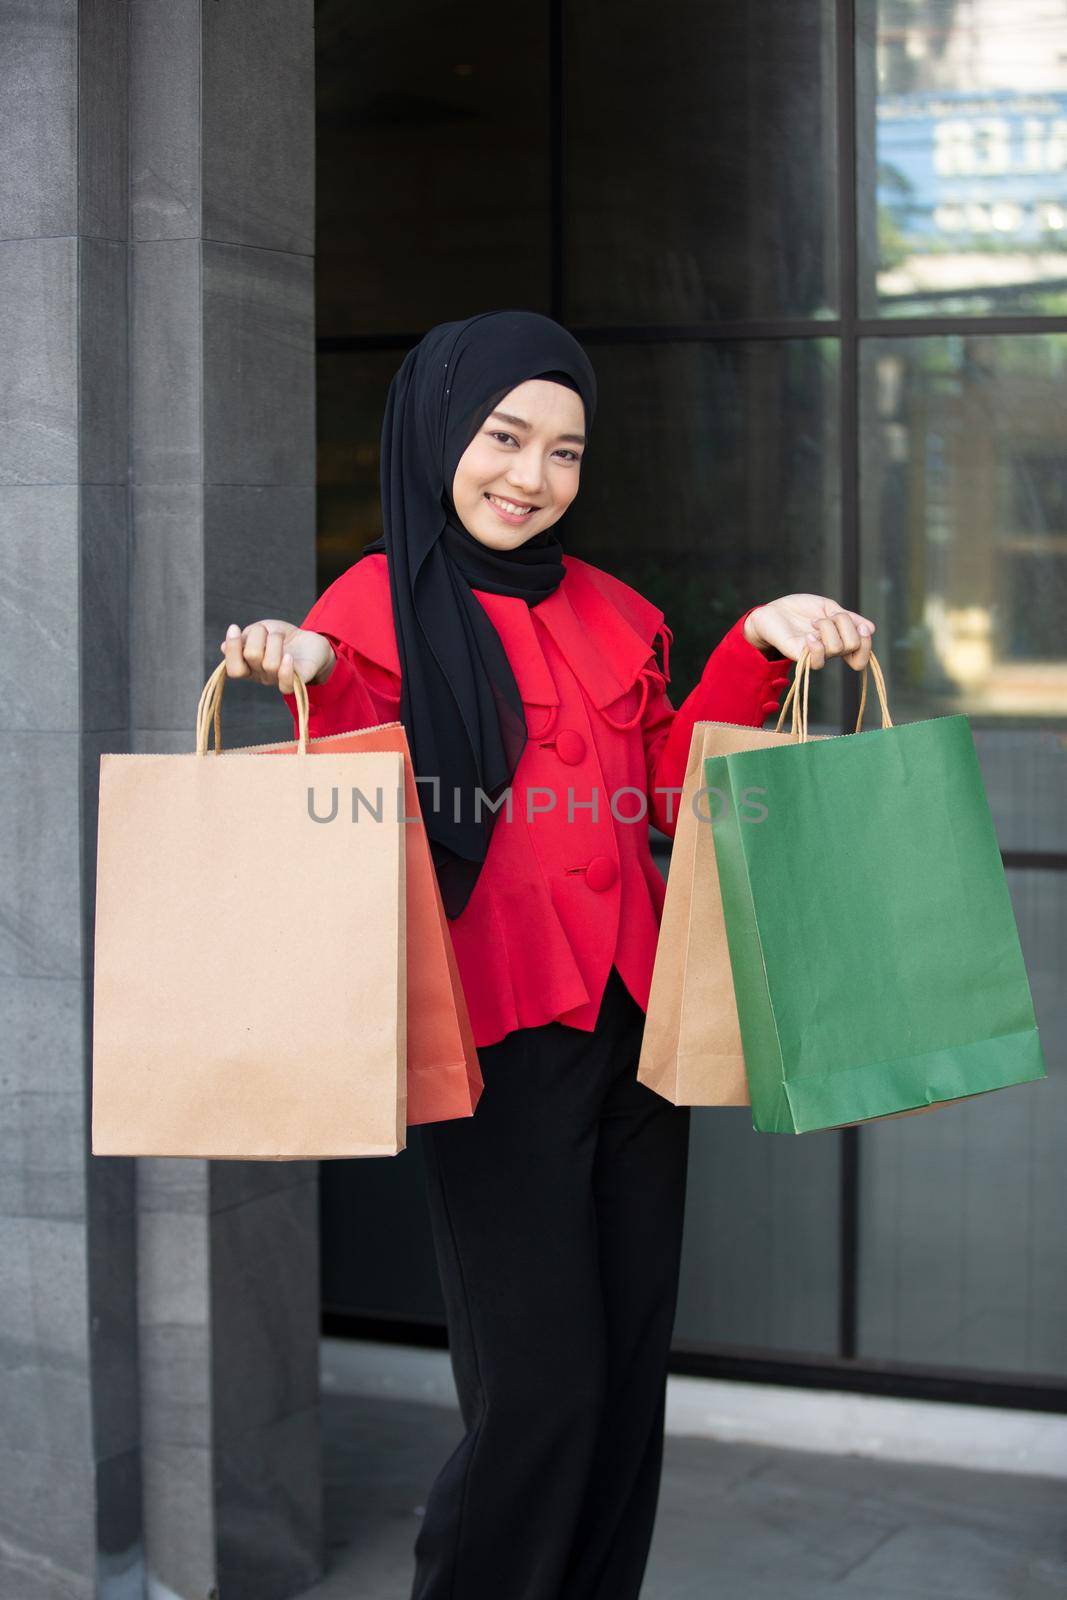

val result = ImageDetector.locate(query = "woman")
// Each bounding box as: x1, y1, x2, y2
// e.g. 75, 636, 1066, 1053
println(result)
222, 310, 875, 1600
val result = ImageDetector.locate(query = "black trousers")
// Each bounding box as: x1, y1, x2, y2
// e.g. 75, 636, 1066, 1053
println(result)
410, 967, 692, 1600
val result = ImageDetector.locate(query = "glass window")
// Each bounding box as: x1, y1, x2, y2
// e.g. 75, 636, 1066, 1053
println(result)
969, 729, 1067, 854
859, 0, 1067, 317
857, 869, 1067, 1379
314, 0, 1066, 1404
859, 333, 1067, 730
677, 1115, 842, 1358
567, 340, 840, 713
565, 0, 838, 323
316, 349, 400, 591
315, 6, 552, 337
858, 328, 1067, 1386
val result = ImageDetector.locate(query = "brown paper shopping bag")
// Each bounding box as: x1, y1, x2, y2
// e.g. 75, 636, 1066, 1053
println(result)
91, 671, 407, 1159
225, 691, 482, 1128
638, 687, 830, 1107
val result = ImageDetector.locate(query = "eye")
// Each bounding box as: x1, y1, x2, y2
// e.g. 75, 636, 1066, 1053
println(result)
486, 430, 581, 464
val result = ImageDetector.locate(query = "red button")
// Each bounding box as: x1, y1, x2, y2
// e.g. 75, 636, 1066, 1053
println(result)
554, 729, 586, 765
770, 676, 789, 688
585, 855, 618, 892
761, 699, 780, 713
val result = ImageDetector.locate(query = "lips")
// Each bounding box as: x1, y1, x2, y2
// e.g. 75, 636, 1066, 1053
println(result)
485, 492, 538, 521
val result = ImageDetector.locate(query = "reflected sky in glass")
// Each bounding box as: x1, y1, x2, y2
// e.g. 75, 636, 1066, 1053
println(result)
860, 0, 1067, 316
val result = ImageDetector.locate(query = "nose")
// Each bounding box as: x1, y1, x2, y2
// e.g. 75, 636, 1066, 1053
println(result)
506, 446, 547, 497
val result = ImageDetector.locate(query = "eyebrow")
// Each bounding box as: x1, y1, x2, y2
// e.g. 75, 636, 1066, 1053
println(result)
489, 410, 587, 447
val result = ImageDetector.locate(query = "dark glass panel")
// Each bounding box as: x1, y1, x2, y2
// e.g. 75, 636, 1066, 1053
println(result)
316, 0, 552, 337
565, 340, 841, 719
566, 0, 838, 324
857, 868, 1066, 1380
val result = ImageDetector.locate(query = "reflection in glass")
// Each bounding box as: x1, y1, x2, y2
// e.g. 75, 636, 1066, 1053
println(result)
859, 0, 1067, 316
566, 0, 838, 323
676, 1112, 841, 1360
860, 334, 1067, 723
566, 341, 840, 718
318, 340, 842, 723
857, 868, 1067, 1380
970, 729, 1067, 853
315, 3, 551, 337
316, 350, 400, 590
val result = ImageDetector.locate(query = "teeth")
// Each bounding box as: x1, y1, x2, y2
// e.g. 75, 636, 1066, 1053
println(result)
487, 494, 533, 515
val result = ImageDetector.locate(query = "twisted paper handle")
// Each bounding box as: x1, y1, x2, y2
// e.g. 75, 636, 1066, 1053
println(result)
773, 644, 892, 742
195, 660, 310, 756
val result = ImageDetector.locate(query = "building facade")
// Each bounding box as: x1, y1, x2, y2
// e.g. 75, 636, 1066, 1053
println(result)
1, 2, 1063, 1597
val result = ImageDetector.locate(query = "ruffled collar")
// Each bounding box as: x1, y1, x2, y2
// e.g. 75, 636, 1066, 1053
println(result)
306, 551, 667, 710
473, 555, 665, 709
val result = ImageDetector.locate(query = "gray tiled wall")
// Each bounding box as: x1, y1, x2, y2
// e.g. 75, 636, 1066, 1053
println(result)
0, 2, 320, 1596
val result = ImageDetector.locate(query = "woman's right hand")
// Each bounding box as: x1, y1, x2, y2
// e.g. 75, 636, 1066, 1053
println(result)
219, 619, 336, 696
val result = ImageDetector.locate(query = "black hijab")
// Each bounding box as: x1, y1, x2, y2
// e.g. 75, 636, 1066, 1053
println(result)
360, 309, 598, 919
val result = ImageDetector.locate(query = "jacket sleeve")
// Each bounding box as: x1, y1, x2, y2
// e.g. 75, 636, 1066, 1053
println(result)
280, 633, 401, 740
643, 607, 793, 838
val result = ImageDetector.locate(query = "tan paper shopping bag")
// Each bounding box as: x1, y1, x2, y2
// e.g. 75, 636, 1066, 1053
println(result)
227, 695, 482, 1128
638, 700, 831, 1107
91, 674, 407, 1159
638, 658, 948, 1122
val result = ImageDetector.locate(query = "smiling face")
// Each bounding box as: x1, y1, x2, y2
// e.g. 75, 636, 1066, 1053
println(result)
450, 378, 587, 550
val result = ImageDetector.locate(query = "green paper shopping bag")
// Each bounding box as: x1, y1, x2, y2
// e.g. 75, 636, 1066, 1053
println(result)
705, 648, 1048, 1135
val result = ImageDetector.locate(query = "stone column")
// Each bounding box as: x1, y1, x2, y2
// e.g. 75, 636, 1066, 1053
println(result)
0, 2, 320, 1596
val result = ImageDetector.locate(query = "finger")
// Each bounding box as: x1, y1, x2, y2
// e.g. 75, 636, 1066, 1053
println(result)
849, 632, 872, 671
813, 615, 843, 658
840, 610, 874, 669
241, 621, 268, 678
221, 623, 251, 678
833, 611, 870, 672
803, 629, 826, 669
278, 651, 295, 696
260, 627, 286, 682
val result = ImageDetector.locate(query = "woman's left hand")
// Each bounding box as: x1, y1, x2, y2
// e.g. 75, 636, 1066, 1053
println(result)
744, 594, 876, 672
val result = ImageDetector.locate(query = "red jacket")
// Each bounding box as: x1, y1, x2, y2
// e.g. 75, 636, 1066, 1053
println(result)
283, 553, 791, 1048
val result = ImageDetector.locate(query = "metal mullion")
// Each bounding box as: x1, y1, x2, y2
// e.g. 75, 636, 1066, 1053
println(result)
324, 1311, 1067, 1413
1003, 851, 1067, 872
316, 319, 1067, 358
567, 320, 841, 343
667, 1346, 1067, 1413
315, 324, 846, 354
857, 315, 1067, 338
836, 0, 861, 1368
